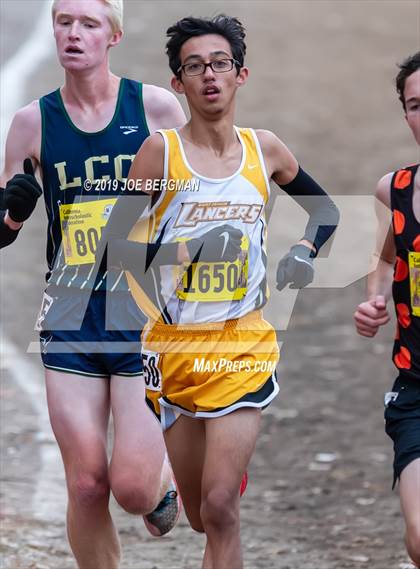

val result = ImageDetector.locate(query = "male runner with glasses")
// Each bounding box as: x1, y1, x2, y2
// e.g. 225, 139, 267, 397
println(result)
0, 1, 188, 567
103, 14, 339, 568
354, 52, 420, 568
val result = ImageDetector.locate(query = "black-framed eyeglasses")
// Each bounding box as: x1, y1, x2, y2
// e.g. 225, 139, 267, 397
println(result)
177, 58, 240, 77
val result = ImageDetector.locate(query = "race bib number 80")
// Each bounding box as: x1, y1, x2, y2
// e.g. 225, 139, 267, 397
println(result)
408, 252, 420, 317
59, 198, 117, 265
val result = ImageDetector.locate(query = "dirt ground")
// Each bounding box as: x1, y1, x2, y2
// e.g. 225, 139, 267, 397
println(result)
1, 1, 420, 568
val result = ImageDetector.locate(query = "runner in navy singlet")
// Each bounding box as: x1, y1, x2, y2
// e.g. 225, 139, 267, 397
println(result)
0, 1, 186, 566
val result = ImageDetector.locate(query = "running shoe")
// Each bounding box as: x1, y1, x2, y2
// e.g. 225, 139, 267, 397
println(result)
143, 478, 182, 537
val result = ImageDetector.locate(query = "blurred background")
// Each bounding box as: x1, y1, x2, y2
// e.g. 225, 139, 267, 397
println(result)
1, 1, 419, 567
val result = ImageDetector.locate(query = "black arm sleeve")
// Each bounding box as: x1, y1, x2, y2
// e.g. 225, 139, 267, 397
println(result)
0, 210, 20, 249
279, 166, 340, 256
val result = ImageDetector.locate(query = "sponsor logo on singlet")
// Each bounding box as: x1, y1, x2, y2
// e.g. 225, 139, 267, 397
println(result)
120, 125, 139, 135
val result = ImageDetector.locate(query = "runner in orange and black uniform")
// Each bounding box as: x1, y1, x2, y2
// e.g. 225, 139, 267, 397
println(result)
354, 52, 420, 568
391, 165, 420, 381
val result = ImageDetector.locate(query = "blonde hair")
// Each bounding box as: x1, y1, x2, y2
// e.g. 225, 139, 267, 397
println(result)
52, 0, 123, 34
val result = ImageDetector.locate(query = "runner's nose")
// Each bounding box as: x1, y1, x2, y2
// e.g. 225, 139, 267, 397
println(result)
68, 22, 81, 41
203, 65, 216, 79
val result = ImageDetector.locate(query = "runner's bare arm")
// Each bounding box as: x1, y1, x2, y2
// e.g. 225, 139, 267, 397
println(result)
1, 101, 41, 184
143, 85, 186, 133
354, 173, 394, 337
128, 132, 165, 184
101, 134, 189, 266
127, 133, 191, 262
256, 129, 298, 185
98, 133, 163, 253
257, 129, 339, 254
368, 173, 395, 301
0, 102, 41, 233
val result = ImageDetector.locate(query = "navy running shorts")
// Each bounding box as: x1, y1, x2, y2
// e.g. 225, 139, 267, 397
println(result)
38, 286, 146, 378
384, 374, 420, 488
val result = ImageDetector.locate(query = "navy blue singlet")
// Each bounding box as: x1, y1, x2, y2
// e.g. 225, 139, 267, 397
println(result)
40, 78, 150, 291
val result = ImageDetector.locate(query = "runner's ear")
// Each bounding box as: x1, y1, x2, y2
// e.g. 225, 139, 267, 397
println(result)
23, 158, 35, 177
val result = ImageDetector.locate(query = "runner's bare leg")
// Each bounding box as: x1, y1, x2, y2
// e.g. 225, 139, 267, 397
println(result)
200, 409, 261, 569
46, 371, 120, 569
164, 414, 206, 531
400, 458, 420, 567
109, 375, 170, 514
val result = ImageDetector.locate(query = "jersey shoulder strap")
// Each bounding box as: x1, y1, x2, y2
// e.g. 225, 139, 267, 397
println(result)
237, 127, 271, 203
157, 129, 193, 181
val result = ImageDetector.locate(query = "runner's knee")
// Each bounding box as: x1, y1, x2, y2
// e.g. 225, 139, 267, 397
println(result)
200, 487, 239, 531
112, 477, 158, 515
68, 470, 110, 509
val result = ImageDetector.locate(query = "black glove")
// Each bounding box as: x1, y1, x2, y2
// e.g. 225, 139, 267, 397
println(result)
4, 159, 42, 222
276, 244, 314, 291
186, 224, 243, 263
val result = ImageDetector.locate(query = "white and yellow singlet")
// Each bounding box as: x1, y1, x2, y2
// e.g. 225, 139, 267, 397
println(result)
127, 127, 279, 427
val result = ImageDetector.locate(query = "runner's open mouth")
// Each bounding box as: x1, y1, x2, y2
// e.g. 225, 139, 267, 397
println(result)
202, 86, 220, 95
65, 47, 83, 54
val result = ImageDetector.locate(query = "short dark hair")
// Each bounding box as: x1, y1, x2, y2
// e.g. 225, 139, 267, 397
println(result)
396, 51, 420, 111
166, 15, 246, 77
